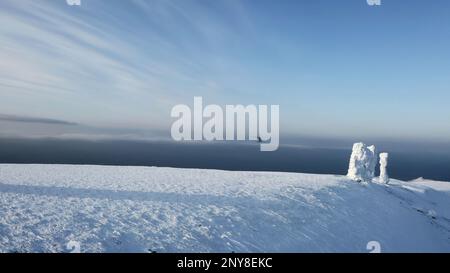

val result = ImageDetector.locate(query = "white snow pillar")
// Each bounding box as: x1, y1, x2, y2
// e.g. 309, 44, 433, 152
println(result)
379, 153, 389, 184
367, 145, 377, 180
347, 142, 377, 182
347, 142, 364, 181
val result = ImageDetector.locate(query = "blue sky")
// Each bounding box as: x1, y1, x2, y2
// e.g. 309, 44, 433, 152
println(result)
0, 0, 449, 142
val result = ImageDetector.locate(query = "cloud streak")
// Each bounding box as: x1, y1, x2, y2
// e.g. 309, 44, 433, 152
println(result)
1, 0, 450, 142
0, 0, 254, 131
0, 114, 77, 125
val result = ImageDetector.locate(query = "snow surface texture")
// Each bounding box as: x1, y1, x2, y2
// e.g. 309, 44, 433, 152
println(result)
0, 164, 449, 253
347, 142, 377, 182
379, 153, 389, 184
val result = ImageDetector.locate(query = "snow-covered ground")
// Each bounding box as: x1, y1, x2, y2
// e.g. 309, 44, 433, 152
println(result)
0, 164, 449, 253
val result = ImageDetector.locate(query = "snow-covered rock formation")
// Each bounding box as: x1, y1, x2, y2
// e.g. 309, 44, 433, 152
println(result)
347, 142, 377, 182
379, 152, 389, 184
367, 145, 377, 179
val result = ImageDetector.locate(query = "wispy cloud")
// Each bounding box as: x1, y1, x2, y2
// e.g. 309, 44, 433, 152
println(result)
2, 0, 449, 142
0, 114, 77, 125
0, 0, 254, 132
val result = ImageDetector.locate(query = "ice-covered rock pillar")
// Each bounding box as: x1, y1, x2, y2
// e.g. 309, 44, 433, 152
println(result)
367, 145, 377, 179
347, 142, 377, 182
379, 153, 389, 184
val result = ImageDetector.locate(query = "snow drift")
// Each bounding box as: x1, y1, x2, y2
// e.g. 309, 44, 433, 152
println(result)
0, 164, 449, 253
